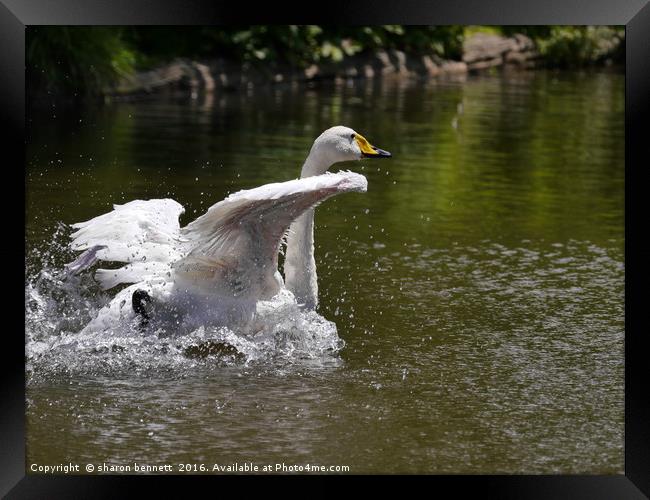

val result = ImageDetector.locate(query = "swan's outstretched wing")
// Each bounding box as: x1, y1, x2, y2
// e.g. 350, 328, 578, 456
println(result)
68, 199, 185, 289
174, 171, 367, 299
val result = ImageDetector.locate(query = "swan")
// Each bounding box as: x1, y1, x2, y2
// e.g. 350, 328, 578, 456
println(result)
66, 126, 391, 334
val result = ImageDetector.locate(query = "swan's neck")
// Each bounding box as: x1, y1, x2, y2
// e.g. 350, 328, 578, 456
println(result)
284, 150, 332, 310
299, 146, 332, 178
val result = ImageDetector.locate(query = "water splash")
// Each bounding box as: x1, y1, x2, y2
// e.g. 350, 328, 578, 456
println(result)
26, 226, 344, 383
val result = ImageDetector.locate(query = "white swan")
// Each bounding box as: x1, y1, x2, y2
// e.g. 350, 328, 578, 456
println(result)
67, 126, 390, 334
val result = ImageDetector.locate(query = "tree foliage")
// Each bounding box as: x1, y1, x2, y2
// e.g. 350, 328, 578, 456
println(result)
501, 26, 625, 67
27, 25, 623, 97
28, 27, 136, 96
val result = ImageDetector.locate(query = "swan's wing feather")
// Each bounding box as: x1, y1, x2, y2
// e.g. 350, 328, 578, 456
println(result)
70, 199, 185, 253
174, 171, 367, 297
68, 199, 185, 288
94, 261, 172, 290
65, 244, 107, 275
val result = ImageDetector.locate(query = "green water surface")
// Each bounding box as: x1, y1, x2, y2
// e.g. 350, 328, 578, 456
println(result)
26, 69, 624, 474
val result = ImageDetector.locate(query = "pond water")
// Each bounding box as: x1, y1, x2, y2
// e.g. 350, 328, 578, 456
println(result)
25, 69, 624, 474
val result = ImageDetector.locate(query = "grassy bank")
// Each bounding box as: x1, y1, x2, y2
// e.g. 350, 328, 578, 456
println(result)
27, 25, 624, 97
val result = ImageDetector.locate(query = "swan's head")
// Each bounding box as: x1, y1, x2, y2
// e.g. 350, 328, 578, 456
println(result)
304, 125, 391, 175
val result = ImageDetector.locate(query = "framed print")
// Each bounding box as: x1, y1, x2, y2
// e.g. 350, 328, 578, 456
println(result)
3, 0, 649, 497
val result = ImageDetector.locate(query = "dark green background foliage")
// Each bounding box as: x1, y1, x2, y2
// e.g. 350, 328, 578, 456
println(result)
127, 26, 464, 66
27, 27, 135, 96
27, 25, 624, 96
500, 26, 625, 67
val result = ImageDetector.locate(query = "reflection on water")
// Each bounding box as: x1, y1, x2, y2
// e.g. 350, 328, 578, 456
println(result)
26, 69, 624, 473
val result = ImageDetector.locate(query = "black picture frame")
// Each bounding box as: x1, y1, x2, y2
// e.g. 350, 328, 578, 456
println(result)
4, 1, 649, 497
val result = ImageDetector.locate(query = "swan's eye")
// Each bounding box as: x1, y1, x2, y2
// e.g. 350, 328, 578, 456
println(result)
350, 134, 355, 140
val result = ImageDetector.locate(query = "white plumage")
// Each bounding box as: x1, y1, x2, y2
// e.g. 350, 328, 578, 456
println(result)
69, 198, 185, 288
68, 171, 367, 333
68, 125, 389, 334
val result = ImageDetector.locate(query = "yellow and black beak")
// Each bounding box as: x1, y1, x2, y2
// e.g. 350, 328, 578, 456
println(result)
355, 133, 392, 158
